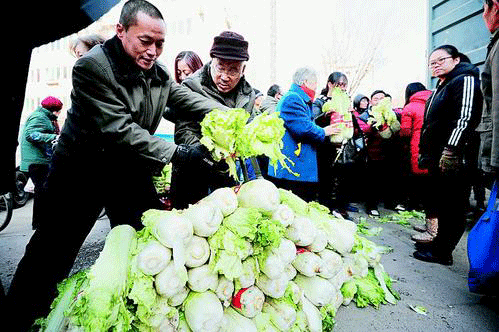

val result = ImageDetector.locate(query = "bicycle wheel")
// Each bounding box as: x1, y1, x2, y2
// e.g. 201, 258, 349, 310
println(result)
13, 170, 30, 208
0, 193, 13, 232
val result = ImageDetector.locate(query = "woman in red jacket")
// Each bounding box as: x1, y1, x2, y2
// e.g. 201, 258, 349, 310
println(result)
399, 82, 433, 224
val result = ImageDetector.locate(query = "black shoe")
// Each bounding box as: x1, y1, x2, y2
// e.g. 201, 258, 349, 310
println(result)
413, 249, 453, 266
414, 241, 433, 251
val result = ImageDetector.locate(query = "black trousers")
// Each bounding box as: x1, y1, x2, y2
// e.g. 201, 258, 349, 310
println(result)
268, 176, 319, 202
169, 161, 237, 210
28, 163, 50, 229
6, 151, 161, 331
426, 166, 470, 256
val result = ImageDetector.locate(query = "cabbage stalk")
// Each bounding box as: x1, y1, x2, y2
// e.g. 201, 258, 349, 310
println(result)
136, 240, 171, 276
168, 286, 190, 307
272, 238, 296, 266
182, 200, 223, 237
185, 236, 210, 268
262, 298, 297, 331
237, 179, 280, 213
272, 203, 295, 227
256, 272, 289, 298
134, 295, 179, 331
204, 186, 238, 217
286, 216, 316, 247
68, 225, 137, 331
292, 250, 323, 277
317, 249, 343, 279
142, 209, 193, 273
221, 307, 258, 332
231, 286, 265, 318
252, 313, 280, 332
259, 251, 286, 280
301, 295, 322, 332
294, 275, 335, 307
279, 189, 309, 216
187, 264, 219, 293
155, 261, 188, 298
236, 257, 259, 289
184, 291, 224, 332
216, 276, 235, 306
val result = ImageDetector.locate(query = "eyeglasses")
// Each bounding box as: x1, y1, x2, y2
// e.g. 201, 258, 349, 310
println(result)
428, 56, 453, 68
334, 82, 348, 88
212, 63, 242, 78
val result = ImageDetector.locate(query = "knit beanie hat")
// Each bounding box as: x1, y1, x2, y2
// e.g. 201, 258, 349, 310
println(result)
41, 96, 63, 112
210, 31, 249, 61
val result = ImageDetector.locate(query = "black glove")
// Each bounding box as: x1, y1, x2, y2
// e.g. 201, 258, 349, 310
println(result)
172, 144, 215, 169
439, 147, 461, 173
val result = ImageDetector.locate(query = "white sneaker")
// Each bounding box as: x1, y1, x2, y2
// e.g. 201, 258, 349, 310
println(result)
369, 209, 380, 217
395, 204, 406, 211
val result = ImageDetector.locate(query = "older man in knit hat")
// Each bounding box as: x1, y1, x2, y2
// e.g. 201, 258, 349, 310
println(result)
171, 31, 259, 208
20, 96, 63, 230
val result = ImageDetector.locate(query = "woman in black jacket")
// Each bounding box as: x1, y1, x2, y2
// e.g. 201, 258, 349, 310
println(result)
414, 45, 483, 265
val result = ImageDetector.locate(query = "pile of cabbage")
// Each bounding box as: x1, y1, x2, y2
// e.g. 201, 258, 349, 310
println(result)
200, 109, 293, 180
321, 87, 354, 144
38, 178, 399, 332
367, 98, 401, 139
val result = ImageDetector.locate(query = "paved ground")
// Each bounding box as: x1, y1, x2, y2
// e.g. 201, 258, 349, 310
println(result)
1, 198, 498, 331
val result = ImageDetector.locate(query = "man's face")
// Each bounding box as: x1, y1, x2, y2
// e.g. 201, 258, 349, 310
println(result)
371, 92, 385, 106
483, 1, 499, 33
210, 58, 245, 93
116, 11, 166, 70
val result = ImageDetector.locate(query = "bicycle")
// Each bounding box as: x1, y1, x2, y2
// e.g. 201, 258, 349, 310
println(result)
0, 192, 13, 232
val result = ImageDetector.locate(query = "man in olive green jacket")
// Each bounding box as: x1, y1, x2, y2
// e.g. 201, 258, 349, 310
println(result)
6, 1, 226, 330
171, 31, 258, 208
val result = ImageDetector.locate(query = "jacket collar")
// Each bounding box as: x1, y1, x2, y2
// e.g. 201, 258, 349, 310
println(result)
436, 62, 480, 89
102, 35, 168, 85
289, 83, 313, 104
38, 107, 57, 120
198, 61, 253, 96
488, 29, 499, 56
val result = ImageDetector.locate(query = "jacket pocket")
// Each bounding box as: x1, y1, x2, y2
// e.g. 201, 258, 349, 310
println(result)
476, 117, 492, 132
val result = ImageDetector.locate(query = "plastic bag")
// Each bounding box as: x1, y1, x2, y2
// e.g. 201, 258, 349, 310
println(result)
467, 181, 499, 295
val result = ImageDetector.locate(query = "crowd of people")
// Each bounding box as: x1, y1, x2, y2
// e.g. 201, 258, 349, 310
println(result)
5, 0, 499, 330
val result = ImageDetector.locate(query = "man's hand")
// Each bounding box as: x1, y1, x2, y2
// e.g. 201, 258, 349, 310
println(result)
439, 147, 461, 173
172, 144, 215, 169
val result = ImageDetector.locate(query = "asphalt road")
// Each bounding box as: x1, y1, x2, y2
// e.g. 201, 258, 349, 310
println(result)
1, 198, 498, 331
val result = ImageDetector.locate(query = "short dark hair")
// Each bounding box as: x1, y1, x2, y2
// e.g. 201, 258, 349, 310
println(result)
485, 0, 494, 7
267, 84, 281, 97
119, 0, 164, 30
371, 90, 386, 98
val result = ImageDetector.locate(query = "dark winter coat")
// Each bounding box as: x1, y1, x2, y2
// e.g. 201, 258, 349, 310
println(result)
419, 62, 483, 169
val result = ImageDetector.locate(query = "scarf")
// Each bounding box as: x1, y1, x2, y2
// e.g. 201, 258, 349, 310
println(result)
300, 84, 316, 101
